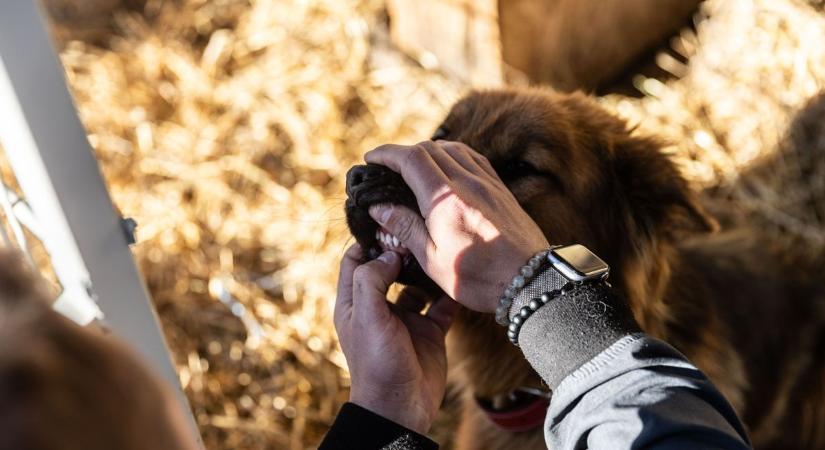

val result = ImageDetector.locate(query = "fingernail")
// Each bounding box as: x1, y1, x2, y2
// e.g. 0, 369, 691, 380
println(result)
377, 251, 398, 264
369, 204, 392, 224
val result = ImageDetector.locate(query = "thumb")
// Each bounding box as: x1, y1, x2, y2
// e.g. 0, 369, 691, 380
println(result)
352, 251, 402, 324
369, 204, 434, 267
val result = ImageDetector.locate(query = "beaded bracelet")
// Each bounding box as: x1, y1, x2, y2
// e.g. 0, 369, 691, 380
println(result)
494, 249, 551, 326
506, 282, 575, 345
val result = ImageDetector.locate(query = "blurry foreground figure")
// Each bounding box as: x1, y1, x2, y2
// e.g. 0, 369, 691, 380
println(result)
0, 250, 198, 450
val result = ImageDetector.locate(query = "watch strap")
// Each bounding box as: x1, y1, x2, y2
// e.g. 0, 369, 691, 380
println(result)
508, 263, 568, 321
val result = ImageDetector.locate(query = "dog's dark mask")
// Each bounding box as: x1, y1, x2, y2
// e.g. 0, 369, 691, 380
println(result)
344, 163, 439, 292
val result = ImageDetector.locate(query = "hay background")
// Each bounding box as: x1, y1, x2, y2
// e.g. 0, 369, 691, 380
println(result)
16, 0, 825, 448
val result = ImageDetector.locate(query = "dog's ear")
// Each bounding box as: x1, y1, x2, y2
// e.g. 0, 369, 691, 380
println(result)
612, 136, 719, 239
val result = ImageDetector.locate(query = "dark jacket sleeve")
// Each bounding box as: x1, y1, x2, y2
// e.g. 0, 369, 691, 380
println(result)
319, 402, 438, 450
512, 276, 753, 449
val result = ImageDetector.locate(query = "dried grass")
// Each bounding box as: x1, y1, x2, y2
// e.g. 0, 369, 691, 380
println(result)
601, 0, 825, 250
48, 1, 460, 448
7, 0, 821, 448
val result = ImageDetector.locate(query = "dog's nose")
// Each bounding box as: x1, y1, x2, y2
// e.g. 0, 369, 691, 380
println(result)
346, 164, 386, 196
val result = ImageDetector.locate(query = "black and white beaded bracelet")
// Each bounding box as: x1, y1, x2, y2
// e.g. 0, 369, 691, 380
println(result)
506, 282, 576, 345
494, 249, 552, 326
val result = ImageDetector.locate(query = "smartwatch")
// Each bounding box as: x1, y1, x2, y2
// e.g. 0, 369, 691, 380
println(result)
507, 244, 610, 327
547, 244, 609, 282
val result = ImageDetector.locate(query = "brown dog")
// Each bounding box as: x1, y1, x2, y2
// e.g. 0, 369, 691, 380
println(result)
345, 88, 825, 450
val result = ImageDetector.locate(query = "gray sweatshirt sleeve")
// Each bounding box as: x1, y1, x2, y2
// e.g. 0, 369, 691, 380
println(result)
512, 278, 753, 449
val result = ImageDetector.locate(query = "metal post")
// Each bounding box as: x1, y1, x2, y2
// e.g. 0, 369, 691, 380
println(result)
0, 2, 203, 447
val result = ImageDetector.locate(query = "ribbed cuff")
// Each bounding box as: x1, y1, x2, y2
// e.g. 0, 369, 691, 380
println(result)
516, 280, 641, 388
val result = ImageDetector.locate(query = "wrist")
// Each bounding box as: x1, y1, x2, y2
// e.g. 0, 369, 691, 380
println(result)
503, 244, 612, 345
507, 262, 568, 321
493, 246, 554, 324
350, 386, 432, 435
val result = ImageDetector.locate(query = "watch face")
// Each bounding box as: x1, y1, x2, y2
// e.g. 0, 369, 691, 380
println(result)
551, 245, 609, 278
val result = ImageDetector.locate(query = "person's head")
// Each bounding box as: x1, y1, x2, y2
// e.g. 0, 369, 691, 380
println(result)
0, 249, 198, 450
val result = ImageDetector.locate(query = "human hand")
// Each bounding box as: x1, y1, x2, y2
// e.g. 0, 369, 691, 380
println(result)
334, 244, 460, 435
364, 141, 549, 313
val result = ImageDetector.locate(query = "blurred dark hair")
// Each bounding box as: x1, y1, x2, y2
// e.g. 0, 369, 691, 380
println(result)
0, 249, 195, 450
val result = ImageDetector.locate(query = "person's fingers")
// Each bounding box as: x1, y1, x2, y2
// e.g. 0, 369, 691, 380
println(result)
351, 251, 402, 325
415, 140, 466, 177
436, 140, 484, 175
440, 141, 499, 179
334, 244, 362, 329
395, 286, 430, 313
425, 295, 461, 335
364, 144, 450, 214
369, 204, 435, 269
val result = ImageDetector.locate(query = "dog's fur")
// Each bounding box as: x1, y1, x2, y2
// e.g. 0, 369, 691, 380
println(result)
345, 88, 825, 450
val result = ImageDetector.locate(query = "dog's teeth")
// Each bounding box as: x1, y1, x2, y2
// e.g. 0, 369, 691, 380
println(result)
373, 230, 405, 250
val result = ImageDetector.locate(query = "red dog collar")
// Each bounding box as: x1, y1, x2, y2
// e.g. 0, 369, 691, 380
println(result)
476, 392, 549, 432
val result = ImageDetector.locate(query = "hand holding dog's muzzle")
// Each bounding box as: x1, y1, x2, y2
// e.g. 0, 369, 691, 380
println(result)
365, 141, 550, 313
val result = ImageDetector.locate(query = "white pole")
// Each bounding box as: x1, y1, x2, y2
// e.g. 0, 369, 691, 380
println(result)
0, 2, 203, 447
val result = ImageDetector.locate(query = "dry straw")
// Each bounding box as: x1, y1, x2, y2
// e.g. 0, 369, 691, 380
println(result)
601, 0, 825, 250
0, 0, 821, 448
47, 0, 459, 448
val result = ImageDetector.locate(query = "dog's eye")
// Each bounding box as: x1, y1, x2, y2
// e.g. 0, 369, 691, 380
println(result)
497, 160, 539, 180
431, 125, 449, 141
505, 160, 537, 173
496, 159, 565, 192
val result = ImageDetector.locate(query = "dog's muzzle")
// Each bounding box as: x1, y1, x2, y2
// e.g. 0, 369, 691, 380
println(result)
344, 164, 439, 292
